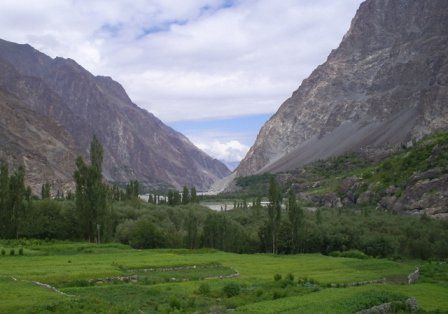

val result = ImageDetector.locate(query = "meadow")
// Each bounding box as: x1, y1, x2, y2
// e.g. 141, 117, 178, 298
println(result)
0, 241, 447, 313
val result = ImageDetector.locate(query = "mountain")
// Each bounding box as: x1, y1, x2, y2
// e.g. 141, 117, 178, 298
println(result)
0, 39, 230, 192
236, 0, 448, 177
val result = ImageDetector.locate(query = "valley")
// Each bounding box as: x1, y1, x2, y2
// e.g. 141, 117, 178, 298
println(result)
1, 242, 447, 313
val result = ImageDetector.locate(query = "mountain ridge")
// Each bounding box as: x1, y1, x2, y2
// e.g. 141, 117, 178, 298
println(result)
0, 38, 230, 192
235, 0, 448, 178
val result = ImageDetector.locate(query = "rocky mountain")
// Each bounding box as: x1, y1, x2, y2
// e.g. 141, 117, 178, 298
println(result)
0, 39, 230, 192
236, 0, 448, 177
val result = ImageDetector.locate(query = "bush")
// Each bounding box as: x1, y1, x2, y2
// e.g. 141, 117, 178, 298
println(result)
1, 248, 5, 256
272, 290, 286, 299
274, 274, 282, 281
169, 297, 181, 310
286, 273, 294, 282
10, 248, 15, 256
330, 250, 368, 259
18, 247, 24, 255
222, 282, 240, 297
198, 283, 210, 295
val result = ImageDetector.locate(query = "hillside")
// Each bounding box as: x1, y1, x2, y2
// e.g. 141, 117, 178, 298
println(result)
236, 0, 448, 177
230, 132, 448, 218
0, 39, 230, 192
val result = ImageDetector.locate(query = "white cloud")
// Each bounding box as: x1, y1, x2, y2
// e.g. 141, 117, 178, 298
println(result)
196, 140, 249, 163
0, 0, 363, 122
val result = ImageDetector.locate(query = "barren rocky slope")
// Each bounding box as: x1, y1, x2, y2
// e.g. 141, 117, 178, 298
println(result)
0, 39, 230, 192
236, 0, 448, 177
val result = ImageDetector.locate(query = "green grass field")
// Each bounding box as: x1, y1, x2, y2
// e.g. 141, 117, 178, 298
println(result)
0, 242, 447, 313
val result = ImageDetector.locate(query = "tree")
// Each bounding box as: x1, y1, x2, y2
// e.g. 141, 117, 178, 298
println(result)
190, 186, 198, 203
126, 180, 139, 200
41, 183, 51, 199
182, 186, 190, 204
287, 189, 303, 253
74, 136, 107, 242
9, 166, 27, 239
0, 161, 9, 238
184, 210, 198, 249
267, 177, 281, 254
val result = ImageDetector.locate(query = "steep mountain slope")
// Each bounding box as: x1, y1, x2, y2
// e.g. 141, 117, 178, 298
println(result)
0, 39, 230, 191
236, 0, 448, 177
0, 89, 77, 191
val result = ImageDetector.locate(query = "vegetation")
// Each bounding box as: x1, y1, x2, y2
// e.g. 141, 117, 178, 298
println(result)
0, 134, 447, 312
0, 242, 446, 313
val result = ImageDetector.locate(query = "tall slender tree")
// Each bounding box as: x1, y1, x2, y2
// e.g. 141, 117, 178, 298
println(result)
41, 183, 51, 199
287, 189, 303, 253
190, 186, 197, 203
268, 177, 281, 254
74, 136, 107, 242
184, 210, 198, 249
182, 186, 190, 204
0, 161, 9, 237
9, 166, 26, 239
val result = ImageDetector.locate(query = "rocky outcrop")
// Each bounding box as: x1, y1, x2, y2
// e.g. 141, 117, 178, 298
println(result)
0, 90, 76, 192
0, 39, 230, 192
357, 298, 418, 314
236, 0, 448, 177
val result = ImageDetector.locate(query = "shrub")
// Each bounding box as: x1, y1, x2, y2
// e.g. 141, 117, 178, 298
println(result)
330, 250, 368, 259
286, 273, 294, 282
198, 283, 210, 295
274, 274, 282, 281
18, 247, 24, 256
169, 297, 181, 310
1, 248, 5, 256
222, 282, 240, 297
272, 290, 286, 299
10, 248, 15, 256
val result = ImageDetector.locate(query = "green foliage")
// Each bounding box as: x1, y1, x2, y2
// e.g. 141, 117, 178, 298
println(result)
190, 187, 198, 203
222, 282, 240, 297
198, 283, 210, 295
74, 136, 108, 242
125, 180, 140, 200
9, 248, 14, 256
1, 248, 5, 256
182, 186, 190, 204
41, 182, 51, 199
18, 247, 23, 256
329, 250, 368, 259
274, 274, 282, 281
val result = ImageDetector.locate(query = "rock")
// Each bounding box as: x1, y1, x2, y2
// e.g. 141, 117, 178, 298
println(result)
379, 196, 397, 210
357, 190, 374, 205
0, 39, 230, 192
408, 267, 420, 284
235, 0, 448, 178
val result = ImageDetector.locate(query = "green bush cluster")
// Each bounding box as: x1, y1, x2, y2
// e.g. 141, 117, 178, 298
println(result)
222, 282, 240, 297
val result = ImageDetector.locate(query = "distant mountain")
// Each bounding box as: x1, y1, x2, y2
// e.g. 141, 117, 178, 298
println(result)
0, 39, 230, 192
236, 0, 448, 177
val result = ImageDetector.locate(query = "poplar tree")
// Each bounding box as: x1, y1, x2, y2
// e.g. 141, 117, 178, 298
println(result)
0, 161, 9, 237
9, 166, 26, 239
190, 186, 197, 203
41, 183, 51, 199
288, 189, 303, 253
182, 186, 190, 204
74, 136, 107, 242
268, 177, 281, 254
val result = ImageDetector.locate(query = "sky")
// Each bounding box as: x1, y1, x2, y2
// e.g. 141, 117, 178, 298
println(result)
0, 0, 363, 169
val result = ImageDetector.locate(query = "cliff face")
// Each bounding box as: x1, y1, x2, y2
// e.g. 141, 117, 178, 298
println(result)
0, 39, 230, 192
236, 0, 448, 177
0, 90, 77, 192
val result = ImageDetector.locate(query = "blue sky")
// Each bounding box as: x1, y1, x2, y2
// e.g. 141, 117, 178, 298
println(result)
0, 0, 363, 167
169, 113, 271, 168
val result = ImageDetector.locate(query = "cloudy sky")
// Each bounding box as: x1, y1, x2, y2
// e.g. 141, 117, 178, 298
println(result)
0, 0, 362, 169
